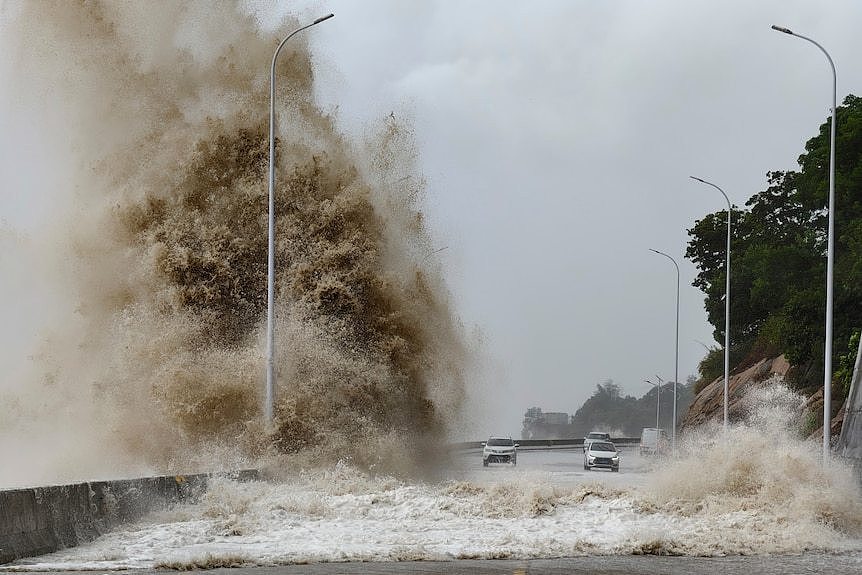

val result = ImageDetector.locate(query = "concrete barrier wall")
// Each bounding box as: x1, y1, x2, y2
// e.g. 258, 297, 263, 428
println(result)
0, 470, 258, 565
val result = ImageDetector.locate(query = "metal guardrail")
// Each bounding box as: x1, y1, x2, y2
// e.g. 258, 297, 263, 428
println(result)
449, 438, 641, 451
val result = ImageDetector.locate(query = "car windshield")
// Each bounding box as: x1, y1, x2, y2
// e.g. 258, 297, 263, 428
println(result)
487, 438, 514, 446
590, 442, 615, 452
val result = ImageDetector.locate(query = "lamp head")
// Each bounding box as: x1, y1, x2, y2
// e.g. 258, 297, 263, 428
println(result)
314, 13, 335, 24
690, 175, 706, 184
771, 25, 793, 35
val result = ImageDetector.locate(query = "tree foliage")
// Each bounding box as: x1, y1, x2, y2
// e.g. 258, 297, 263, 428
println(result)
568, 379, 694, 437
687, 95, 862, 393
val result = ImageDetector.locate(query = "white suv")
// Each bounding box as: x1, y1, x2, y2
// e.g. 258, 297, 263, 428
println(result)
482, 436, 519, 466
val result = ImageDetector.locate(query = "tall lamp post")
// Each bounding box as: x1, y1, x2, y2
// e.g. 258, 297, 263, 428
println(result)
649, 249, 680, 454
644, 379, 660, 430
266, 13, 335, 426
771, 24, 837, 463
690, 176, 731, 431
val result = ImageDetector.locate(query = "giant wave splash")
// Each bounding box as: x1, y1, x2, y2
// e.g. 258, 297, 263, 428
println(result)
0, 0, 467, 486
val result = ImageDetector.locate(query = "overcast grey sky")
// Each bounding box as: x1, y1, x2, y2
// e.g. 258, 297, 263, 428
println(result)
290, 0, 862, 434
3, 0, 862, 438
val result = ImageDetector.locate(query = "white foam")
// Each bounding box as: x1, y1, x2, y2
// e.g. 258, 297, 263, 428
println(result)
7, 464, 860, 570
10, 382, 862, 569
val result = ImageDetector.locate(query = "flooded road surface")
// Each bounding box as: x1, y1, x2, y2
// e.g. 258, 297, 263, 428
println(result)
450, 445, 653, 487
5, 445, 861, 572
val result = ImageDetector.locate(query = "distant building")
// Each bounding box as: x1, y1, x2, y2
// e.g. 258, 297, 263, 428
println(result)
521, 407, 575, 439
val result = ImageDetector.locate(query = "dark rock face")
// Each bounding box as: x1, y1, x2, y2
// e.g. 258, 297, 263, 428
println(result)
803, 387, 847, 440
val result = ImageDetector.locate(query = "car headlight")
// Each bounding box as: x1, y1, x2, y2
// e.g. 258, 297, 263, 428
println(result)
611, 456, 619, 461
588, 456, 595, 463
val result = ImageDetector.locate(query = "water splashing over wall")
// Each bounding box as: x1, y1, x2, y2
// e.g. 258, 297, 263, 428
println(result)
0, 0, 468, 487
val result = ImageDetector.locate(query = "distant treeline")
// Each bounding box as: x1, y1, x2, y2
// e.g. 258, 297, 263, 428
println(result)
522, 380, 694, 439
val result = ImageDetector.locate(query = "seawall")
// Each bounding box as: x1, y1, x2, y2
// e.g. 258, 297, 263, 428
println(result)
0, 470, 258, 565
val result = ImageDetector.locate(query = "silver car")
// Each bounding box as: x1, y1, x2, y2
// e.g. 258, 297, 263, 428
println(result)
583, 441, 620, 472
482, 436, 519, 466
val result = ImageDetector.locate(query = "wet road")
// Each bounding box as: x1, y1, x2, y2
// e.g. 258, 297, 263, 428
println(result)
448, 444, 652, 488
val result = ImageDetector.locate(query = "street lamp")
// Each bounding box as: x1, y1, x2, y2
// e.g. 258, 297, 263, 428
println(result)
649, 248, 680, 454
771, 24, 837, 462
266, 13, 335, 426
690, 176, 731, 432
644, 379, 660, 430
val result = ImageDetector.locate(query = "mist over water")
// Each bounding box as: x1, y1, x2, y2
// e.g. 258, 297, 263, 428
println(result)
0, 1, 468, 487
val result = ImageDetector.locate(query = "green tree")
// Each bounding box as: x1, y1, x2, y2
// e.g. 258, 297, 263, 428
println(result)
569, 380, 694, 436
686, 95, 862, 394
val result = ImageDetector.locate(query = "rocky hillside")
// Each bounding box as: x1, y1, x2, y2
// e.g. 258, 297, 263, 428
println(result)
681, 356, 790, 429
681, 354, 846, 439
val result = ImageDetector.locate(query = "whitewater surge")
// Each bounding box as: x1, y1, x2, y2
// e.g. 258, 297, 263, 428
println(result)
8, 383, 862, 569
8, 467, 860, 570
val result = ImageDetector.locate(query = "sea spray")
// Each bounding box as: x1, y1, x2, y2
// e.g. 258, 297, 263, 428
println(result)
642, 378, 862, 551
0, 0, 467, 486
